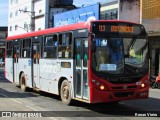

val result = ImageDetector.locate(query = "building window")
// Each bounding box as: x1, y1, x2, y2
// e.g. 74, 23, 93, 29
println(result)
10, 12, 13, 18
24, 6, 27, 12
15, 10, 18, 16
100, 11, 118, 20
15, 25, 18, 30
10, 26, 12, 31
39, 10, 42, 14
111, 11, 118, 20
24, 22, 28, 30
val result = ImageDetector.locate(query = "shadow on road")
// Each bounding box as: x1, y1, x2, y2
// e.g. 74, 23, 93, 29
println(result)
0, 88, 38, 98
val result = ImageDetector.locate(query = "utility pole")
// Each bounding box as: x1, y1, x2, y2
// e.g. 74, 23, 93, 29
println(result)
31, 0, 35, 31
19, 0, 35, 32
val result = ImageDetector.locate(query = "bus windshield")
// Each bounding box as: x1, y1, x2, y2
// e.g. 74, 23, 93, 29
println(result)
92, 37, 148, 76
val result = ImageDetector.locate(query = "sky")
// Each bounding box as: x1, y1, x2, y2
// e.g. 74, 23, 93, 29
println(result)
0, 0, 9, 26
0, 0, 111, 27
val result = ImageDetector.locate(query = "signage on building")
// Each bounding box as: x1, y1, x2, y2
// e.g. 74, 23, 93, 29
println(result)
54, 4, 100, 27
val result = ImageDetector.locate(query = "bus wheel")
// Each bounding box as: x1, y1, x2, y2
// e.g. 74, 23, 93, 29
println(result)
60, 80, 72, 105
20, 73, 26, 92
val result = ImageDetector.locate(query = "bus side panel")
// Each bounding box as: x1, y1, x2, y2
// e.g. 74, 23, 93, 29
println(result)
39, 59, 74, 96
54, 59, 74, 95
5, 58, 13, 82
39, 59, 55, 93
18, 58, 32, 88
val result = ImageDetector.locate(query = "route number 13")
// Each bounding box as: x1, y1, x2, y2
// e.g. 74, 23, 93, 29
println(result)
99, 25, 106, 32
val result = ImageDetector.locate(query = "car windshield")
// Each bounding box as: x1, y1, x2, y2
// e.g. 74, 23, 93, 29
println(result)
92, 37, 148, 75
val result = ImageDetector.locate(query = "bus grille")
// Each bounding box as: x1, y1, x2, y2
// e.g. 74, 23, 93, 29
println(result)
108, 77, 142, 84
111, 85, 137, 90
114, 92, 134, 98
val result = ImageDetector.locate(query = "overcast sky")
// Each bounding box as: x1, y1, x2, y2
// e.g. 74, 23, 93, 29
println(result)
0, 0, 114, 26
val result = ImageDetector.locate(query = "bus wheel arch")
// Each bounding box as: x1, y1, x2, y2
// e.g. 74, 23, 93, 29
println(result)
20, 73, 27, 92
19, 71, 24, 85
59, 78, 73, 105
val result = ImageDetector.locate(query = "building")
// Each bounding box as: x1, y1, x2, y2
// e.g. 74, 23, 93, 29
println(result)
0, 27, 7, 49
100, 0, 118, 20
53, 0, 118, 27
119, 0, 160, 79
0, 27, 7, 66
8, 0, 75, 36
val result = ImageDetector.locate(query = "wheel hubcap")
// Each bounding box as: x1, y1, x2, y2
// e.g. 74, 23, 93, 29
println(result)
63, 85, 69, 99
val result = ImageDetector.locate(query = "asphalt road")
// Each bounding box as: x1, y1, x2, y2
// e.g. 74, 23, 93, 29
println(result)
0, 68, 160, 120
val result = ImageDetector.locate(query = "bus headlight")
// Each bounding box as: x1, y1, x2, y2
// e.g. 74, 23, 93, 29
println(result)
92, 80, 107, 91
141, 83, 145, 88
100, 85, 105, 90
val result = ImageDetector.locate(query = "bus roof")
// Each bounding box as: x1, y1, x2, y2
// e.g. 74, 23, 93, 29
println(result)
6, 20, 140, 41
6, 22, 89, 41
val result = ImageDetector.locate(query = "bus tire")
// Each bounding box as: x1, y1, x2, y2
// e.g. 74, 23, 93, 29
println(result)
60, 80, 72, 105
20, 73, 27, 92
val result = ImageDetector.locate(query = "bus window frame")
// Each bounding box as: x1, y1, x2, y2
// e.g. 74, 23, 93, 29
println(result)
58, 32, 73, 59
32, 36, 43, 59
43, 34, 58, 59
21, 37, 32, 58
6, 41, 13, 58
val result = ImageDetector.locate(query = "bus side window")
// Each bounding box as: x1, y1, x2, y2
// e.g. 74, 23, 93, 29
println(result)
58, 33, 72, 58
6, 41, 13, 58
43, 35, 57, 58
22, 38, 31, 58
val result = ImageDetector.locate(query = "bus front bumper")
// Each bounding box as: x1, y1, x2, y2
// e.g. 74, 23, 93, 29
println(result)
90, 87, 149, 103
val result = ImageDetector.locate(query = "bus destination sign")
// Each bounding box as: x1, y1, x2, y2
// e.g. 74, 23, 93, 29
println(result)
92, 22, 144, 36
98, 25, 134, 33
111, 26, 133, 33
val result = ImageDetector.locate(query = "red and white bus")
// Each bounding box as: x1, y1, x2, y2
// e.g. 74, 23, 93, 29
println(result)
5, 20, 149, 105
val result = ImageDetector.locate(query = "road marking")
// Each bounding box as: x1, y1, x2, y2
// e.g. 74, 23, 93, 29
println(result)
0, 92, 39, 112
26, 105, 38, 111
11, 99, 22, 104
0, 92, 23, 105
49, 117, 59, 120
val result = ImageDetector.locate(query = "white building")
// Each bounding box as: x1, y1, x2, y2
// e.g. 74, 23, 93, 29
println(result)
8, 0, 75, 36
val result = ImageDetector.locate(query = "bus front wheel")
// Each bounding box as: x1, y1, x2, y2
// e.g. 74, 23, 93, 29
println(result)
60, 80, 72, 105
20, 73, 26, 92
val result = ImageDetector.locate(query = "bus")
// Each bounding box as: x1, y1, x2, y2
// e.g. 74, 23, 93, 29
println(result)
5, 20, 149, 105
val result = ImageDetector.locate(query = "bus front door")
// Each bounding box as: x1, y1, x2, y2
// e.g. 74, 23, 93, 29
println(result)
75, 38, 89, 100
32, 43, 41, 90
13, 45, 20, 84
